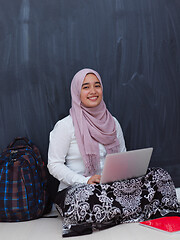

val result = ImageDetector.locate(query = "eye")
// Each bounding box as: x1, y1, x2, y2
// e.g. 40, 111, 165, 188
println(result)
82, 86, 89, 89
95, 84, 101, 88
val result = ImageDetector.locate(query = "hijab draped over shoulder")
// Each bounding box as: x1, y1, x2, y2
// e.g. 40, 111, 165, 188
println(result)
70, 68, 120, 176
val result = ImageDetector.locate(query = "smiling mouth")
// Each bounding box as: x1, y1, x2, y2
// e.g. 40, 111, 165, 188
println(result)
88, 96, 98, 101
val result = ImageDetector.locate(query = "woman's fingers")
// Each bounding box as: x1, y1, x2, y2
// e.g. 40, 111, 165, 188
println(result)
87, 175, 101, 184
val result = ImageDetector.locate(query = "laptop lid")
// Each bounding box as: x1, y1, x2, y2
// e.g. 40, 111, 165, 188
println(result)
100, 147, 153, 184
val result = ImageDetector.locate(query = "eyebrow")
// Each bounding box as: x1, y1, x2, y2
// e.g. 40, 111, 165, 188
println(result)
82, 81, 101, 87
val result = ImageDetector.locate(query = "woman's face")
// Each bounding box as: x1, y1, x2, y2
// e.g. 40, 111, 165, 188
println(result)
80, 73, 103, 108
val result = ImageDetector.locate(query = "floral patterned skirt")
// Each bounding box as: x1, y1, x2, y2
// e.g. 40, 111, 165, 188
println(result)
55, 168, 180, 237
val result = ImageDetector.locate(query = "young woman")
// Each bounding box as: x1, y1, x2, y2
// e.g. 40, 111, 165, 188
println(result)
48, 68, 180, 237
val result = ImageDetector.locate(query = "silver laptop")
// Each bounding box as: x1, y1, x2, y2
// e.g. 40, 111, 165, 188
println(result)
100, 148, 153, 184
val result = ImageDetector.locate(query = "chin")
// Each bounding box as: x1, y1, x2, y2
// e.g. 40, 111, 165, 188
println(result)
87, 101, 101, 108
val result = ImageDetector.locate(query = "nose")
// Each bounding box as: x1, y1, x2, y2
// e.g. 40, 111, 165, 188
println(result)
89, 86, 96, 94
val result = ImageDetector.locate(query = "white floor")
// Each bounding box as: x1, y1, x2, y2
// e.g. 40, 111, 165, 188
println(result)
0, 188, 180, 240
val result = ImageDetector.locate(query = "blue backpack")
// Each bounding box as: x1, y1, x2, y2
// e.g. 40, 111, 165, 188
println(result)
0, 137, 48, 221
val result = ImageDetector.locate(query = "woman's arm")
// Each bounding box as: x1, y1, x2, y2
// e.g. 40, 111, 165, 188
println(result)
113, 117, 126, 152
47, 117, 90, 186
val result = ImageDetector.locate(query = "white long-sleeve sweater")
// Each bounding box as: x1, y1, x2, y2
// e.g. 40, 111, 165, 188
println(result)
48, 115, 126, 191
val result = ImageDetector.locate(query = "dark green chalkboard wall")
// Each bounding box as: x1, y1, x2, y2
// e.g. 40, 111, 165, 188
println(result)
0, 0, 180, 187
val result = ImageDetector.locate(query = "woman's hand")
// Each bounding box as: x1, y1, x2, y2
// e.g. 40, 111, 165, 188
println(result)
87, 175, 101, 184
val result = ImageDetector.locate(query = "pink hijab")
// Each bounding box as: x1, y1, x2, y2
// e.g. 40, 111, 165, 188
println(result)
70, 68, 120, 176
